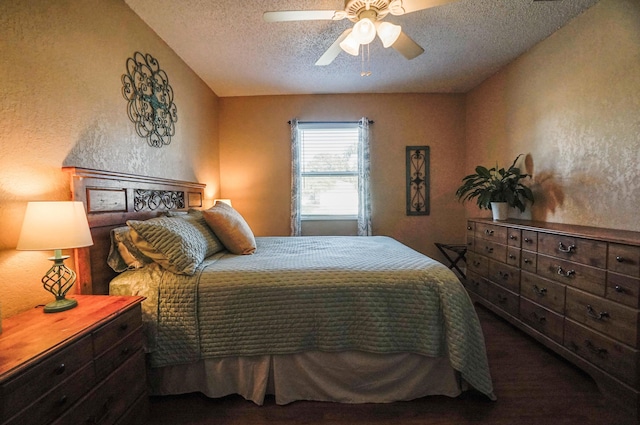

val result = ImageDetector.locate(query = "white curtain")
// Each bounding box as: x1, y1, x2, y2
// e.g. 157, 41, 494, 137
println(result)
290, 119, 301, 236
357, 117, 372, 236
290, 118, 372, 236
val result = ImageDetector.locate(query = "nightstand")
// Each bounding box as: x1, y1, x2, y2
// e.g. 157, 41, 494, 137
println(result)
0, 295, 148, 425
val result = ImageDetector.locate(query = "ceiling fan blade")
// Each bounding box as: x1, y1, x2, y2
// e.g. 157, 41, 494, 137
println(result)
390, 0, 459, 15
392, 31, 424, 59
263, 10, 340, 22
315, 29, 353, 66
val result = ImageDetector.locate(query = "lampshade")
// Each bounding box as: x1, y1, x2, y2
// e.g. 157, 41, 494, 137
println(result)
339, 32, 361, 56
352, 18, 376, 45
214, 199, 232, 207
376, 22, 402, 48
17, 201, 93, 251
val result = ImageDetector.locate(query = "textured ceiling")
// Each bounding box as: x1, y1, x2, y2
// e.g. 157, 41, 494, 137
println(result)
124, 0, 600, 97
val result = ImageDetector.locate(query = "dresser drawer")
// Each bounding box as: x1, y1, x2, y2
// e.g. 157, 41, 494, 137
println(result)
94, 327, 144, 382
565, 319, 639, 388
565, 287, 640, 348
476, 223, 508, 244
476, 240, 507, 263
537, 254, 606, 296
467, 251, 489, 276
464, 271, 488, 299
606, 272, 640, 309
520, 271, 566, 314
507, 247, 521, 267
521, 251, 537, 273
608, 243, 640, 278
488, 260, 520, 293
93, 305, 142, 355
507, 228, 522, 248
5, 362, 95, 425
520, 297, 564, 343
1, 335, 93, 420
53, 350, 146, 425
538, 234, 606, 268
485, 281, 519, 316
522, 230, 538, 251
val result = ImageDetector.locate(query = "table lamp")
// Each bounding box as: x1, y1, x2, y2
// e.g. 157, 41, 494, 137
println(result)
17, 201, 93, 313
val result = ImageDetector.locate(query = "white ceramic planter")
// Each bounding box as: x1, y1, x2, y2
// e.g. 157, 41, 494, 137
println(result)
490, 202, 509, 221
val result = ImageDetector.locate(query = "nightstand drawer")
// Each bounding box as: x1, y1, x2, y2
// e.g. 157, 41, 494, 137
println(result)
93, 305, 142, 355
1, 335, 93, 420
53, 350, 146, 425
4, 362, 95, 425
520, 298, 564, 343
565, 319, 639, 388
520, 271, 566, 314
566, 287, 639, 348
95, 327, 144, 381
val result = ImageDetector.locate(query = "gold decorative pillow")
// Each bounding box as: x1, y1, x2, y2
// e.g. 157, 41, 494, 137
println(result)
202, 202, 256, 255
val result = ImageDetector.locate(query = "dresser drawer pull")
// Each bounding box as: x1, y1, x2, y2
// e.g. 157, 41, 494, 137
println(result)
557, 242, 576, 253
533, 285, 547, 296
509, 254, 516, 260
585, 340, 608, 358
496, 294, 508, 303
120, 323, 129, 331
531, 311, 546, 324
556, 266, 575, 277
524, 237, 533, 243
614, 285, 626, 294
484, 246, 494, 253
509, 235, 517, 240
586, 304, 610, 321
615, 256, 625, 263
497, 271, 510, 280
523, 258, 532, 264
485, 229, 494, 236
473, 260, 481, 267
57, 395, 68, 406
54, 363, 66, 375
467, 226, 473, 231
87, 396, 113, 424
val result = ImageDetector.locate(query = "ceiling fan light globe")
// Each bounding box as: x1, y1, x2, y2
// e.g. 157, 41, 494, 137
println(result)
339, 33, 360, 56
377, 22, 402, 48
352, 18, 376, 44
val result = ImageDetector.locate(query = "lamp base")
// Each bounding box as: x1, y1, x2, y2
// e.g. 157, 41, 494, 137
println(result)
43, 297, 78, 313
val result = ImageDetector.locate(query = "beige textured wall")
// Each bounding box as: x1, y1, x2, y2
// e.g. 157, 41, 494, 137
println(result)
0, 0, 220, 317
219, 94, 467, 259
465, 0, 640, 230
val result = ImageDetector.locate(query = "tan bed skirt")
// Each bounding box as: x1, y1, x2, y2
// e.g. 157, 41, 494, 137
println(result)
147, 350, 462, 405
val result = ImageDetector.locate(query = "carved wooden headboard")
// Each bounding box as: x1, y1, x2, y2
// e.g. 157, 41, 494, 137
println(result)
63, 167, 206, 295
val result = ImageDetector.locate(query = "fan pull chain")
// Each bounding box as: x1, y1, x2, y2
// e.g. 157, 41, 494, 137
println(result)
360, 43, 371, 77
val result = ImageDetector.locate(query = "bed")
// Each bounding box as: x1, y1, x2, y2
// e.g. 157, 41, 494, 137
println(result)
65, 167, 495, 405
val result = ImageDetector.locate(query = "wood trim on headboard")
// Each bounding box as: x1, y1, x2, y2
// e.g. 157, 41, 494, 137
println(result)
63, 167, 206, 295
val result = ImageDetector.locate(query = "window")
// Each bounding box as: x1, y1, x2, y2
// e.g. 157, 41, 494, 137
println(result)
298, 122, 359, 219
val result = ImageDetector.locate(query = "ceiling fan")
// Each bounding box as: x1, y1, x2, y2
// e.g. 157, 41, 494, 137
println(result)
263, 0, 459, 66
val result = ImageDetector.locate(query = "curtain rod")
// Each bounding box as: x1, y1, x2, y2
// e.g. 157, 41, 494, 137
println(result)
288, 120, 374, 124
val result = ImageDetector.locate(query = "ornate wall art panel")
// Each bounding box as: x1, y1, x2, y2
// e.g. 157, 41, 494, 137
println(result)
134, 189, 185, 212
122, 52, 178, 148
406, 146, 430, 216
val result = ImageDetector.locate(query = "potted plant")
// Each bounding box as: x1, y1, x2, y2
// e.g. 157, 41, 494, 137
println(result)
455, 154, 534, 220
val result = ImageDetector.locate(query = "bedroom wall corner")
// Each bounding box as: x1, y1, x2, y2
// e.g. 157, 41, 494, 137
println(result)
464, 0, 640, 231
0, 0, 221, 318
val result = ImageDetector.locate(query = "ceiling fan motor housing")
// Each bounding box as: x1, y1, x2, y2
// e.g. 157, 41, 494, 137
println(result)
345, 0, 391, 22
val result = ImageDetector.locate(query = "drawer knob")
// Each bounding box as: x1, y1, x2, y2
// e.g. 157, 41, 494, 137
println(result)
531, 311, 546, 324
498, 271, 509, 280
467, 226, 473, 231
556, 266, 575, 278
585, 339, 608, 358
120, 323, 129, 331
509, 235, 517, 240
524, 238, 532, 243
533, 285, 547, 297
55, 363, 66, 375
485, 229, 494, 236
485, 246, 494, 253
509, 254, 516, 260
586, 304, 610, 321
557, 242, 576, 253
614, 285, 626, 294
57, 395, 68, 406
615, 256, 625, 263
524, 258, 532, 264
473, 260, 481, 267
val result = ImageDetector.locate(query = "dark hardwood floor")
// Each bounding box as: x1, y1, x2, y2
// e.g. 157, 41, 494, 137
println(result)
145, 305, 636, 425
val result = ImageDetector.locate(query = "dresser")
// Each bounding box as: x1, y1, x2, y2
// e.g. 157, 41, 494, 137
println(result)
0, 295, 148, 425
465, 218, 640, 418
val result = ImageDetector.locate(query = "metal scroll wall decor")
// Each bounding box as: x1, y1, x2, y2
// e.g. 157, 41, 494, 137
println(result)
406, 146, 430, 215
134, 189, 185, 212
122, 52, 178, 148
